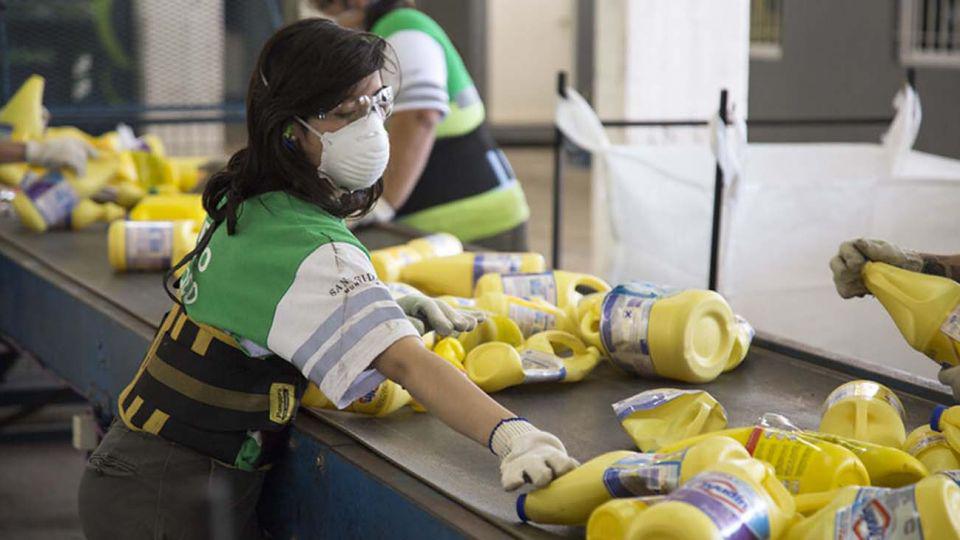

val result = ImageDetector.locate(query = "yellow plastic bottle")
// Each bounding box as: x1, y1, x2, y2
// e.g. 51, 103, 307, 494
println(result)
398, 252, 546, 297
784, 475, 960, 540
11, 170, 125, 232
932, 405, 960, 453
658, 426, 871, 495
612, 388, 728, 452
98, 180, 147, 209
518, 436, 752, 526
432, 337, 466, 371
725, 315, 756, 372
863, 261, 960, 366
0, 74, 45, 141
108, 220, 197, 272
456, 315, 523, 352
819, 380, 907, 448
167, 156, 210, 192
68, 199, 125, 230
474, 270, 611, 310
586, 496, 663, 540
370, 233, 463, 282
463, 331, 600, 393
130, 193, 206, 223
623, 459, 797, 540
580, 283, 737, 383
474, 292, 579, 338
905, 425, 960, 474
300, 380, 410, 417
63, 157, 123, 199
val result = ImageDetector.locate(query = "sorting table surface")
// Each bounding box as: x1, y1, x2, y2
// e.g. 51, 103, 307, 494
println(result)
0, 219, 942, 538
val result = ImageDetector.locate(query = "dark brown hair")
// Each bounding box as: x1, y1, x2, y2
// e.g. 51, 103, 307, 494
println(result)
165, 19, 388, 303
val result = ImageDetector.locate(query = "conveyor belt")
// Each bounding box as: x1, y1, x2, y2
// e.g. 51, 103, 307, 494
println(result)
0, 218, 952, 538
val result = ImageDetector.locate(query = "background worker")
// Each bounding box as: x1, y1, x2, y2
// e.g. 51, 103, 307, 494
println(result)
76, 20, 575, 539
831, 238, 960, 401
0, 138, 97, 176
315, 0, 531, 251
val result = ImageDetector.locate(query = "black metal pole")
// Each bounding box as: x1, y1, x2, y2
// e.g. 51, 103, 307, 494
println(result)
708, 89, 728, 291
906, 67, 916, 90
551, 72, 568, 269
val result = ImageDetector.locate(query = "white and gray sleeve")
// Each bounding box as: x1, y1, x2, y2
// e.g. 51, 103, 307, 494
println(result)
385, 30, 450, 117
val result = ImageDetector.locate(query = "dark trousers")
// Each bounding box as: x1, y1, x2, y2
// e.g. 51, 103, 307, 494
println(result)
78, 422, 265, 540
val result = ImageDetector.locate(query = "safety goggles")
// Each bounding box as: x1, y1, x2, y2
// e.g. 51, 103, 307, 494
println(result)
316, 85, 394, 123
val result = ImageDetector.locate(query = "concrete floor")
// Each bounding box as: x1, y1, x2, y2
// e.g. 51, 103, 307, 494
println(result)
0, 147, 593, 539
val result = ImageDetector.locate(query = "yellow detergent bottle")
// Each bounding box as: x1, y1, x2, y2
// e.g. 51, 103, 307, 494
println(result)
745, 414, 925, 489
301, 380, 410, 417
456, 315, 523, 352
818, 380, 907, 448
932, 405, 960, 453
399, 252, 545, 297
623, 458, 797, 540
658, 426, 871, 495
68, 199, 125, 230
905, 425, 960, 474
784, 475, 960, 540
98, 180, 147, 209
167, 156, 210, 192
612, 388, 728, 452
474, 270, 611, 310
518, 436, 752, 525
864, 261, 960, 367
370, 233, 463, 282
586, 496, 664, 540
0, 74, 45, 141
433, 337, 466, 371
65, 157, 124, 199
130, 193, 206, 223
580, 283, 737, 383
107, 220, 197, 272
474, 292, 579, 338
463, 331, 599, 393
11, 170, 124, 232
725, 315, 756, 372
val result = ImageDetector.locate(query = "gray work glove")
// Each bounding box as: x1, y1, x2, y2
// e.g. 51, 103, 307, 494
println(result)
25, 137, 99, 177
489, 419, 579, 491
939, 364, 960, 403
829, 238, 923, 299
396, 294, 479, 337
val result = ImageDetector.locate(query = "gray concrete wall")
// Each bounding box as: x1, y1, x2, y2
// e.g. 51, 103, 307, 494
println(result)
748, 0, 960, 159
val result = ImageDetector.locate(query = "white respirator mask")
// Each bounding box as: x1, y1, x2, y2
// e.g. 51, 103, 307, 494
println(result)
295, 85, 393, 192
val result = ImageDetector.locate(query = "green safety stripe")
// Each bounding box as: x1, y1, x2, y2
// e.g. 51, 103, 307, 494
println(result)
398, 182, 529, 242
371, 8, 484, 138
436, 100, 485, 139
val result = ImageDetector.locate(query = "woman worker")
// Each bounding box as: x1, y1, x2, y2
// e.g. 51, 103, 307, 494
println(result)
831, 238, 960, 401
315, 0, 531, 251
76, 20, 575, 539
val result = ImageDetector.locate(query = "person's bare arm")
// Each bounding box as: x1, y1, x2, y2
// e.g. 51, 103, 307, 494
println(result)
372, 336, 510, 444
382, 109, 441, 209
919, 253, 960, 282
0, 142, 27, 164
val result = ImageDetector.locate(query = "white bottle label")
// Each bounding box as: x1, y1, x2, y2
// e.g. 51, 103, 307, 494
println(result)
906, 432, 948, 456
519, 349, 566, 384
941, 303, 960, 343
822, 381, 906, 419
507, 302, 556, 337
736, 315, 756, 343
602, 450, 685, 497
612, 388, 706, 421
500, 272, 558, 305
472, 253, 522, 284
22, 171, 78, 227
599, 282, 679, 377
834, 486, 923, 539
665, 471, 770, 540
124, 222, 174, 270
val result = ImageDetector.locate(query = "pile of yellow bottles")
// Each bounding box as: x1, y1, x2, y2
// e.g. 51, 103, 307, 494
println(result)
0, 75, 212, 271
514, 377, 960, 539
